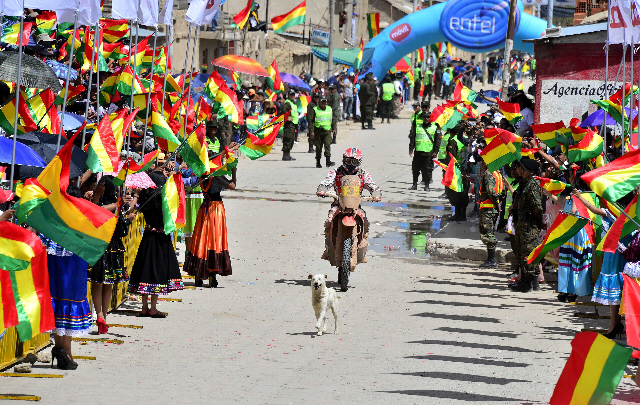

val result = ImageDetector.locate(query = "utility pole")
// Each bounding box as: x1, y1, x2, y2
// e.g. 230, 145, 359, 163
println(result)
265, 0, 270, 30
327, 0, 335, 80
500, 0, 518, 99
546, 0, 554, 28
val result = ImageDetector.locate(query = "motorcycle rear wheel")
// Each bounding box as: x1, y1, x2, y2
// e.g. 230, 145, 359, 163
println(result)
340, 238, 351, 292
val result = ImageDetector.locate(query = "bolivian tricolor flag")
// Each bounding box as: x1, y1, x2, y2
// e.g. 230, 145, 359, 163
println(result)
480, 128, 522, 172
151, 105, 180, 152
366, 13, 380, 39
550, 332, 631, 405
271, 0, 306, 34
1, 21, 34, 46
597, 194, 639, 254
496, 98, 522, 124
567, 130, 604, 163
530, 121, 571, 148
296, 95, 310, 118
0, 94, 35, 135
161, 173, 186, 234
180, 124, 209, 176
233, 0, 256, 30
266, 59, 285, 94
453, 81, 477, 103
35, 11, 56, 36
23, 131, 117, 266
527, 212, 589, 264
26, 89, 60, 134
239, 121, 284, 160
581, 148, 640, 202
112, 150, 160, 187
117, 65, 146, 96
100, 18, 129, 43
55, 84, 85, 106
0, 221, 55, 341
231, 71, 242, 90
355, 37, 364, 71
441, 153, 464, 192
86, 109, 137, 173
534, 176, 568, 196
609, 83, 639, 106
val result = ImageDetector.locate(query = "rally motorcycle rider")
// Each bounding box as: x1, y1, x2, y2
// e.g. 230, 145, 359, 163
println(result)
316, 148, 382, 266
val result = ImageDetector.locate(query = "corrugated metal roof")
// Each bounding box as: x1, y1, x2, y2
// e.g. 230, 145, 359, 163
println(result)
523, 22, 606, 42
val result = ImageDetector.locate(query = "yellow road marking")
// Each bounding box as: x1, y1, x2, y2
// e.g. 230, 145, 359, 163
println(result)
107, 324, 143, 329
184, 286, 196, 290
73, 356, 96, 360
72, 337, 124, 344
158, 298, 182, 302
0, 373, 62, 378
0, 394, 41, 401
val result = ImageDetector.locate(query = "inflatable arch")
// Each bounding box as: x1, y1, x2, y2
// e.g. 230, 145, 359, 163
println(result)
361, 0, 548, 79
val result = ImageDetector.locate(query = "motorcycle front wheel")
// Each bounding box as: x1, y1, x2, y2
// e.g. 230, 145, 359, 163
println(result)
340, 238, 352, 292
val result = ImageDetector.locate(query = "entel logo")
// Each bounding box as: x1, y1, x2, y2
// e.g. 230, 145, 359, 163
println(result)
390, 23, 411, 42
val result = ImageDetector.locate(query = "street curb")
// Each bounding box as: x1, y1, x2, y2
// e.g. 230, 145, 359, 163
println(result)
427, 240, 514, 264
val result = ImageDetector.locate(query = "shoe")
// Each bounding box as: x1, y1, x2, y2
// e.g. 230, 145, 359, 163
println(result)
509, 279, 533, 292
308, 146, 315, 153
282, 151, 294, 161
380, 119, 384, 124
209, 274, 218, 288
603, 323, 625, 339
409, 183, 417, 190
96, 317, 109, 334
387, 119, 390, 123
479, 249, 497, 268
316, 158, 322, 168
424, 184, 430, 192
195, 278, 203, 287
51, 347, 78, 370
567, 294, 577, 303
557, 293, 568, 302
531, 278, 540, 291
326, 157, 335, 167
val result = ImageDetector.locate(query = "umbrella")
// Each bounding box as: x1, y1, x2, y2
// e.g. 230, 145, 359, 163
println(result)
475, 90, 501, 104
580, 108, 638, 128
389, 56, 411, 73
45, 60, 78, 80
211, 55, 269, 77
0, 51, 62, 92
62, 112, 86, 131
15, 132, 87, 178
0, 136, 47, 167
188, 73, 235, 94
280, 72, 311, 92
99, 161, 156, 189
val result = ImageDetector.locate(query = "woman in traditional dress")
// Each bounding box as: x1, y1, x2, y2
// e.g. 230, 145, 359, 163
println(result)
88, 175, 130, 334
45, 186, 92, 370
128, 170, 184, 317
179, 160, 203, 261
184, 120, 238, 287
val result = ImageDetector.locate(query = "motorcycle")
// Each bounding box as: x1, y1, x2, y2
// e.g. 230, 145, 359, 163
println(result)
320, 175, 378, 292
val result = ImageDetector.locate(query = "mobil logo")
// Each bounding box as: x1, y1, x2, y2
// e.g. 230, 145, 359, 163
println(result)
389, 23, 412, 43
440, 0, 521, 50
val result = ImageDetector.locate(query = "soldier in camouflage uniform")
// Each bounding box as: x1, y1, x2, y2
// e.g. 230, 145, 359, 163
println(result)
281, 90, 297, 161
328, 85, 340, 144
478, 160, 504, 268
359, 73, 376, 130
509, 158, 544, 292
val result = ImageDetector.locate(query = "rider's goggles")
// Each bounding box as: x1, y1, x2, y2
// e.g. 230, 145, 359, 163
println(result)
344, 157, 360, 167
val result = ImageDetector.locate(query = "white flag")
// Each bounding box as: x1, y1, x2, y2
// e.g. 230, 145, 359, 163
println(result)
138, 0, 159, 27
112, 0, 138, 20
185, 0, 222, 26
0, 0, 24, 16
158, 0, 173, 26
610, 0, 633, 44
23, 0, 79, 10
631, 0, 640, 43
57, 0, 101, 25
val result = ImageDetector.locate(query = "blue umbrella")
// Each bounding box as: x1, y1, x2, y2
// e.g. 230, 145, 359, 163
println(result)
475, 89, 501, 104
62, 112, 86, 131
45, 60, 78, 80
580, 108, 637, 128
0, 137, 47, 167
188, 73, 235, 93
280, 72, 312, 92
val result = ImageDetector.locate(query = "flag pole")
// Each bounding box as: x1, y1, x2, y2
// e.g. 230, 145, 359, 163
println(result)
160, 25, 171, 117
127, 20, 140, 154
8, 11, 25, 186
602, 5, 610, 156
630, 36, 634, 146
622, 43, 627, 154
182, 26, 199, 142
56, 11, 79, 153
81, 23, 99, 155
142, 26, 158, 155
180, 24, 193, 96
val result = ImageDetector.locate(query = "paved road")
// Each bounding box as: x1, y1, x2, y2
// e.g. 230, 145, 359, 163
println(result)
4, 100, 639, 404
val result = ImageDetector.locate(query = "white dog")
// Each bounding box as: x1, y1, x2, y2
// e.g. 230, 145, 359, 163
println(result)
308, 274, 339, 336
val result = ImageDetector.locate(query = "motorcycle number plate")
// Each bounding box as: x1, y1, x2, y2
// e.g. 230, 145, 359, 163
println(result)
341, 185, 360, 197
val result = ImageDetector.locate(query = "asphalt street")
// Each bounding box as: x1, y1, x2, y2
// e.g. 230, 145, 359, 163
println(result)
3, 94, 640, 404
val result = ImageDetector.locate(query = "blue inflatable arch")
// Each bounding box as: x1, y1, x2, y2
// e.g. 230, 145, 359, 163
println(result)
362, 0, 548, 79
